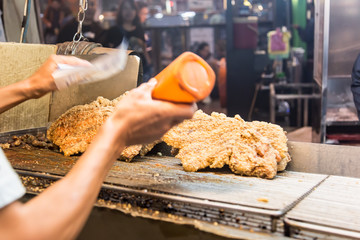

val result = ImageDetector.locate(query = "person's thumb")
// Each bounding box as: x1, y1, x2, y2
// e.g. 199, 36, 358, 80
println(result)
138, 78, 158, 92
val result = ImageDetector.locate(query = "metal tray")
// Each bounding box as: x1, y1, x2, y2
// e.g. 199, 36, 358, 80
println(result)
284, 176, 360, 239
4, 146, 327, 235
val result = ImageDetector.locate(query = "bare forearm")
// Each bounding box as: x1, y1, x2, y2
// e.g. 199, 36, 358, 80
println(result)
0, 80, 33, 114
25, 125, 124, 239
0, 78, 195, 239
0, 75, 55, 114
1, 123, 126, 240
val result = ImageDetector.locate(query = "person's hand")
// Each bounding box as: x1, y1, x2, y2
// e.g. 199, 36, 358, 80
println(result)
104, 79, 197, 147
27, 55, 92, 99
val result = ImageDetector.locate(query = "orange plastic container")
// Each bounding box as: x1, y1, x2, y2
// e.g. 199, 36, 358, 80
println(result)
152, 52, 215, 103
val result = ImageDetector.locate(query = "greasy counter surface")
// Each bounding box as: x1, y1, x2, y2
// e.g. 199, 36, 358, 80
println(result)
5, 147, 327, 212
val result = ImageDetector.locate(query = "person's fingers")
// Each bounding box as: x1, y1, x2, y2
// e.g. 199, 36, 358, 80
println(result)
167, 109, 194, 129
130, 79, 158, 99
162, 102, 196, 120
191, 103, 198, 112
171, 118, 188, 126
174, 106, 196, 119
54, 55, 93, 67
41, 55, 92, 75
148, 78, 158, 86
137, 78, 157, 92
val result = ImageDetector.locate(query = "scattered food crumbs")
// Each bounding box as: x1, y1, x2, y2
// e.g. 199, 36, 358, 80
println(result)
3, 133, 59, 151
257, 198, 269, 203
0, 143, 10, 149
14, 140, 21, 146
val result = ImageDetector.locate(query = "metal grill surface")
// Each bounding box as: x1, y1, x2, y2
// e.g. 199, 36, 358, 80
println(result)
5, 147, 327, 235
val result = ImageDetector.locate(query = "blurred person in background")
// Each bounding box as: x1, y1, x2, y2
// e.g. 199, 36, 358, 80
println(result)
196, 42, 220, 101
196, 42, 219, 74
214, 39, 227, 108
99, 0, 151, 82
136, 1, 149, 25
57, 0, 103, 43
100, 0, 144, 48
42, 0, 65, 43
136, 1, 153, 82
60, 5, 74, 28
215, 39, 226, 60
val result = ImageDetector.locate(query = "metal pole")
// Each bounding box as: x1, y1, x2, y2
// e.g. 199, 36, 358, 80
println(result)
20, 0, 31, 43
33, 0, 44, 43
270, 83, 276, 123
320, 0, 330, 143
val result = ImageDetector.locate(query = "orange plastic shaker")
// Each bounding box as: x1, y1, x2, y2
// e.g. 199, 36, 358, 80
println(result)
152, 52, 215, 103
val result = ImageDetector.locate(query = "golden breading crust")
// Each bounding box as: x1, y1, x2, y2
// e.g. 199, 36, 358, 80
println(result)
163, 110, 291, 179
47, 97, 115, 156
119, 140, 161, 162
47, 95, 157, 160
246, 121, 291, 171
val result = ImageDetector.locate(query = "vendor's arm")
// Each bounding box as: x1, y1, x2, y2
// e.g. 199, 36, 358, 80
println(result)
0, 55, 91, 114
0, 80, 196, 240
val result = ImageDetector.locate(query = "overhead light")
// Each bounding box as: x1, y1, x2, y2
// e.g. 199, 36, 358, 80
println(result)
181, 11, 195, 19
155, 13, 163, 19
243, 0, 252, 7
98, 14, 104, 22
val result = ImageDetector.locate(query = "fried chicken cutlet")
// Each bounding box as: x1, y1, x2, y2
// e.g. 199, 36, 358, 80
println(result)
246, 121, 291, 171
47, 96, 156, 160
163, 110, 291, 179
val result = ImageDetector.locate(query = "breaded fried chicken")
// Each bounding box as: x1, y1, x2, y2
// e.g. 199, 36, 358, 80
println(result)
246, 121, 291, 171
163, 110, 290, 179
47, 95, 156, 160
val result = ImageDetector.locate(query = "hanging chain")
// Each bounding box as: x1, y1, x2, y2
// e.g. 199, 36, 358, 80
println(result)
70, 0, 88, 54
